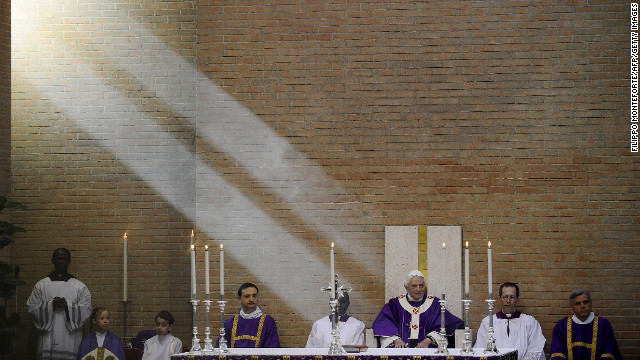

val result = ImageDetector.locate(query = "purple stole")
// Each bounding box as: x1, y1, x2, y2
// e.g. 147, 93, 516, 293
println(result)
219, 314, 280, 348
550, 316, 622, 360
76, 331, 126, 360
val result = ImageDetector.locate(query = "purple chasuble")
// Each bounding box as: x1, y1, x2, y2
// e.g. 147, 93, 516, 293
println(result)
218, 314, 280, 348
372, 295, 463, 347
76, 331, 126, 360
550, 316, 622, 360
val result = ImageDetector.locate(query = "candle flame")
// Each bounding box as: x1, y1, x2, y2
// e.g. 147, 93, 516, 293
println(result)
205, 245, 208, 250
442, 242, 446, 248
488, 241, 492, 247
191, 244, 195, 250
465, 241, 468, 247
331, 242, 334, 248
191, 230, 194, 235
220, 244, 223, 250
124, 232, 127, 237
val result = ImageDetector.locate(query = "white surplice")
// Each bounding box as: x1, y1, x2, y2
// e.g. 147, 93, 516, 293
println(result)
305, 315, 365, 348
474, 312, 546, 360
26, 277, 92, 360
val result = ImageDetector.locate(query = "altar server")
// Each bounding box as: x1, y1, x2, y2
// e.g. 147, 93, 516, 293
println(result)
27, 248, 92, 360
372, 270, 463, 348
142, 310, 183, 360
218, 282, 280, 348
550, 289, 622, 360
474, 282, 546, 360
306, 292, 365, 347
77, 307, 126, 360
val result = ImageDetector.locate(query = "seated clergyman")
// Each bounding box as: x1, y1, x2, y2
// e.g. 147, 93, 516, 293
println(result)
372, 270, 463, 348
306, 292, 365, 347
218, 282, 280, 348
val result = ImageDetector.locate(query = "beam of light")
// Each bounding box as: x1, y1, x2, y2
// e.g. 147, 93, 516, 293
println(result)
12, 0, 380, 320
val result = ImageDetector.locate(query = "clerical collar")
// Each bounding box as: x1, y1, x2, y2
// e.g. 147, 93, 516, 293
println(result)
496, 310, 521, 319
48, 271, 75, 282
329, 314, 350, 323
406, 294, 424, 302
573, 312, 595, 324
240, 307, 263, 319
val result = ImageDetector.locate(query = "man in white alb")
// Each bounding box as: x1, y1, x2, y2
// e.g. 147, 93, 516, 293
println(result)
474, 282, 545, 360
27, 248, 92, 360
306, 292, 365, 347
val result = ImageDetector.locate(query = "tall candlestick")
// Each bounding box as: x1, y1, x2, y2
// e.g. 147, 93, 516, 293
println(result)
442, 242, 446, 299
123, 233, 128, 302
330, 242, 335, 299
465, 241, 470, 298
205, 245, 210, 296
219, 244, 224, 297
191, 244, 196, 300
488, 241, 492, 298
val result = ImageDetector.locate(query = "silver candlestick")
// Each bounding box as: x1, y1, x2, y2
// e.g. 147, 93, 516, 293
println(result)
321, 274, 351, 355
484, 299, 499, 354
203, 295, 214, 352
328, 298, 346, 355
217, 297, 229, 354
434, 296, 449, 354
190, 299, 202, 353
459, 298, 475, 355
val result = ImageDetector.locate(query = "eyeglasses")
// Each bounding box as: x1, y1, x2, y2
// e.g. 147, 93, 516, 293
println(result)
501, 296, 518, 301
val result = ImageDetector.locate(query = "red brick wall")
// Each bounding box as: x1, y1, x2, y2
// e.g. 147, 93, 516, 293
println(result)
8, 0, 640, 358
0, 0, 9, 195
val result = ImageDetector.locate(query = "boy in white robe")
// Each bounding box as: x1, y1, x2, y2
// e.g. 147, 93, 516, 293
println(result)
143, 310, 183, 360
474, 282, 545, 360
27, 248, 92, 360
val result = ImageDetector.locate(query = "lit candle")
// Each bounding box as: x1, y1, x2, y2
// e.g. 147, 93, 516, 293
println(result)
123, 233, 128, 302
220, 244, 224, 297
205, 245, 210, 296
190, 230, 194, 246
488, 241, 493, 298
191, 244, 196, 300
442, 242, 446, 299
330, 242, 335, 299
465, 241, 470, 298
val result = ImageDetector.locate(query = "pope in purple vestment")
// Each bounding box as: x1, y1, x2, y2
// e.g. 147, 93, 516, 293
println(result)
76, 330, 126, 360
550, 289, 622, 360
218, 282, 280, 348
372, 270, 463, 348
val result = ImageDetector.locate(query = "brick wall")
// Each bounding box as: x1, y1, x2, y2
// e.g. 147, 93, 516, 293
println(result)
0, 0, 9, 195
8, 0, 640, 358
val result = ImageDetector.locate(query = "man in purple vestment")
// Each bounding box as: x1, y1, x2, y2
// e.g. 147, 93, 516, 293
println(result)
550, 289, 622, 360
218, 283, 280, 348
372, 270, 463, 348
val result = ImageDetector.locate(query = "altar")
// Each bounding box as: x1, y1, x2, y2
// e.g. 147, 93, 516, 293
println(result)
171, 347, 517, 360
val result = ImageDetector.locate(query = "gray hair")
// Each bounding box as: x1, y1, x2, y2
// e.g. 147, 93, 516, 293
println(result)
569, 289, 591, 303
404, 270, 426, 287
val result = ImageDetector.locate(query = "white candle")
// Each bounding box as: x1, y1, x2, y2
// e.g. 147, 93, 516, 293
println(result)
220, 244, 224, 297
123, 233, 128, 302
191, 244, 196, 300
330, 242, 335, 299
465, 241, 470, 298
205, 245, 210, 296
488, 241, 493, 298
442, 242, 446, 299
